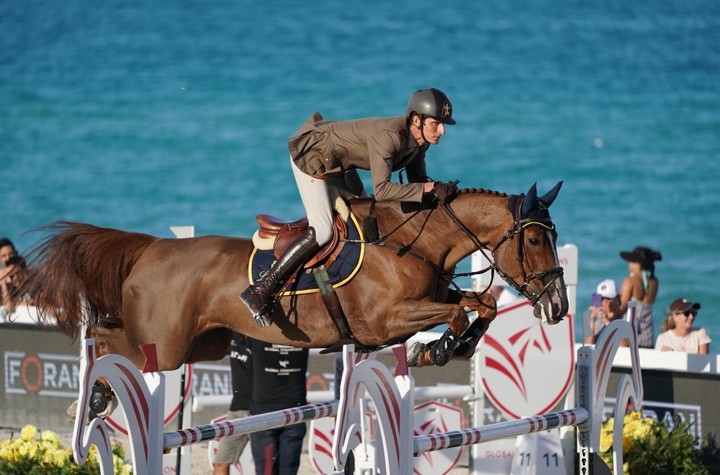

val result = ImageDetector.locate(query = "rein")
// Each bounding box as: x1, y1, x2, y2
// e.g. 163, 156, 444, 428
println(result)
344, 193, 564, 306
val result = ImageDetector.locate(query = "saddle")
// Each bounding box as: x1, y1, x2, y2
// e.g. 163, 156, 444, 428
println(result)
251, 189, 350, 268
255, 213, 348, 268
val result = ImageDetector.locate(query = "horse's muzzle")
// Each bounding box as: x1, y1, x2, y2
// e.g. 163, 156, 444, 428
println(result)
533, 277, 569, 325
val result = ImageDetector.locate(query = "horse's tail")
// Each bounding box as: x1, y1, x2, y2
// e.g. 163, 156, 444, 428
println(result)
22, 220, 158, 341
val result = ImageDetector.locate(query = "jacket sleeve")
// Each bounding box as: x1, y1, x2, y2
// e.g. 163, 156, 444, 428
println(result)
404, 148, 431, 184
368, 130, 424, 202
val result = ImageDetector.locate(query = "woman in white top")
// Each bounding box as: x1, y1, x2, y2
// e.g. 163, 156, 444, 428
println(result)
655, 298, 711, 354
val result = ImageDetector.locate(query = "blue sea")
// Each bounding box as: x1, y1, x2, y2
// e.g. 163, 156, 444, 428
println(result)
2, 0, 719, 345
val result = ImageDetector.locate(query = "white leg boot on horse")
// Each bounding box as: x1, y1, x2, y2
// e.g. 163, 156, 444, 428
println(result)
240, 227, 321, 327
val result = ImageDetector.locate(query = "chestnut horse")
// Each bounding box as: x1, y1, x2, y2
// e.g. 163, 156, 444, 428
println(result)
22, 182, 568, 371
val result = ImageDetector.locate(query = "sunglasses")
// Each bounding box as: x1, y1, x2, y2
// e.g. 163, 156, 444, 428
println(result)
674, 310, 697, 317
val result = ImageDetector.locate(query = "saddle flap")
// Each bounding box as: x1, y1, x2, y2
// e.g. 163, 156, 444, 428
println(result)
274, 213, 348, 268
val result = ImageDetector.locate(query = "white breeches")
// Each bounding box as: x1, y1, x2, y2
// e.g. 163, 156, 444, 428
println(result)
290, 156, 366, 246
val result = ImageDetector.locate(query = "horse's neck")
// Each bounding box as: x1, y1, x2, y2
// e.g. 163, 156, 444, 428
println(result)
441, 194, 513, 267
358, 193, 512, 270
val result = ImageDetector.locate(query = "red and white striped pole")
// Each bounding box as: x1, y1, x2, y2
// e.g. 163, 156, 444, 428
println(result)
414, 408, 588, 455
163, 400, 338, 449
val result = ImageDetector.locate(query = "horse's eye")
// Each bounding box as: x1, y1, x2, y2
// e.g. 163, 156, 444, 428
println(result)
529, 238, 541, 246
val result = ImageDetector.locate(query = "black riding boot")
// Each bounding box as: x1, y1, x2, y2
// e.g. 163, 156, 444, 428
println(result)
240, 227, 320, 327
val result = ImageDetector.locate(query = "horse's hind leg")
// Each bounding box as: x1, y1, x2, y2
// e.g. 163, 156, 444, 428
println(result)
87, 324, 147, 368
66, 324, 144, 424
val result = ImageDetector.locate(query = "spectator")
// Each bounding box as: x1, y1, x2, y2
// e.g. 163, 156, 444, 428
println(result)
212, 333, 253, 475
249, 338, 309, 475
656, 298, 711, 354
585, 279, 628, 346
619, 246, 662, 348
0, 238, 19, 303
1, 256, 36, 320
0, 238, 18, 267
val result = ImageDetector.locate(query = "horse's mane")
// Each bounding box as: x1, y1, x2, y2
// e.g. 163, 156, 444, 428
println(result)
19, 220, 157, 340
457, 187, 509, 197
348, 187, 510, 216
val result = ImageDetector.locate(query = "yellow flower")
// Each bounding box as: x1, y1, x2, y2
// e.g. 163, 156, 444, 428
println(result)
599, 430, 613, 453
1, 446, 16, 460
20, 425, 38, 441
18, 442, 31, 457
40, 430, 61, 445
53, 448, 69, 467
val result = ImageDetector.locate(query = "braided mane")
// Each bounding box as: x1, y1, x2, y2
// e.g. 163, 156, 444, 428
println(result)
458, 187, 508, 197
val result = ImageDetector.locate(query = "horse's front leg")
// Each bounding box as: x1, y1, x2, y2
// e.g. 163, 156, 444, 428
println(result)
377, 299, 469, 368
406, 290, 498, 368
447, 289, 498, 359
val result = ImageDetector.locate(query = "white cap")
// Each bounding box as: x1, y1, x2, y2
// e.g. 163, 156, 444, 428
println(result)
596, 279, 617, 299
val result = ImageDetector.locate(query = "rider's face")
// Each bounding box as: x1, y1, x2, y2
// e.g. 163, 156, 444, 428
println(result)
412, 116, 446, 145
422, 118, 446, 144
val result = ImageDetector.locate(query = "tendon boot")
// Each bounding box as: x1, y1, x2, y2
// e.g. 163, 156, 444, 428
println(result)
240, 227, 321, 327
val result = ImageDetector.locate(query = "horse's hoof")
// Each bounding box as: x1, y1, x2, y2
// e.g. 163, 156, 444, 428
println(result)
407, 342, 425, 367
93, 394, 118, 419
253, 313, 272, 327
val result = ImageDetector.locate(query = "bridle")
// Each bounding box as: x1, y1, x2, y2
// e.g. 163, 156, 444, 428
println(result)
345, 192, 564, 306
443, 195, 564, 306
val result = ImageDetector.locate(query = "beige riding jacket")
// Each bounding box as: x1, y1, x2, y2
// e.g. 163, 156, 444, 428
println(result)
287, 112, 431, 202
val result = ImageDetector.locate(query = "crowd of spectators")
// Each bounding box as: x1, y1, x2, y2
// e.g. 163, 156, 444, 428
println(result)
586, 246, 711, 354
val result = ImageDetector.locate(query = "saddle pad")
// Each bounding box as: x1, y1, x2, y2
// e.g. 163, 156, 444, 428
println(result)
247, 213, 365, 295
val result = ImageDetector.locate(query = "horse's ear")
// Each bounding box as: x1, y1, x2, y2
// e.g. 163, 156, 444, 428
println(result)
538, 181, 563, 208
522, 183, 538, 216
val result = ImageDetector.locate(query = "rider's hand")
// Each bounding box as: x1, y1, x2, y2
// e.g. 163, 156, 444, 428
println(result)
432, 181, 459, 203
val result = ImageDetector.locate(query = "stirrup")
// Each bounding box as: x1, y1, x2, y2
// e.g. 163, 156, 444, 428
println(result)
253, 299, 277, 327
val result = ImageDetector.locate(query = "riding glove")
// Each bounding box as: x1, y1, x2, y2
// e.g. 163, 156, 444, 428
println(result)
432, 181, 459, 203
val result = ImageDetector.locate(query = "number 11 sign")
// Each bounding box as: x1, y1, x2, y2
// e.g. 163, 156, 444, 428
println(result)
511, 429, 565, 475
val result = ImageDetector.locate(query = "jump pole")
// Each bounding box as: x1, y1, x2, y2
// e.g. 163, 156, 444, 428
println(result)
413, 408, 588, 455
163, 400, 337, 449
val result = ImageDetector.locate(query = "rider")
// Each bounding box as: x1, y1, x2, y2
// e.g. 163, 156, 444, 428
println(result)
240, 88, 459, 327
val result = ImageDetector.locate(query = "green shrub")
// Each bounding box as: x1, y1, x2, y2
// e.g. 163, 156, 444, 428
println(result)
599, 412, 707, 475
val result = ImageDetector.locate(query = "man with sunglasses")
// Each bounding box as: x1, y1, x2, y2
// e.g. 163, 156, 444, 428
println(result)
656, 298, 711, 354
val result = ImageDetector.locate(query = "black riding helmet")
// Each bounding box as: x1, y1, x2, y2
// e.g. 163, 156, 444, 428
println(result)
406, 88, 456, 125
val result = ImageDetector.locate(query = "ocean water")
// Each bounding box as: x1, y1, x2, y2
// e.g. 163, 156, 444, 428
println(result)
2, 0, 719, 345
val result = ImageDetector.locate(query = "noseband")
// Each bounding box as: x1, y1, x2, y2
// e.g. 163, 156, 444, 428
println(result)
441, 195, 564, 306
